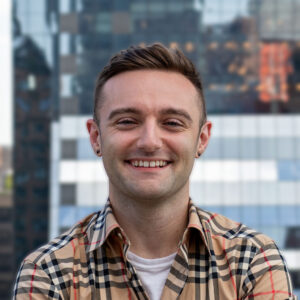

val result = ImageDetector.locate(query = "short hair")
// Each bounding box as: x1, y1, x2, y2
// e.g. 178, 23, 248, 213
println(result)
93, 43, 206, 125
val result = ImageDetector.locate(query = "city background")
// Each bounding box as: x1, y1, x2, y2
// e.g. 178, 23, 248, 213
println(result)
0, 0, 300, 298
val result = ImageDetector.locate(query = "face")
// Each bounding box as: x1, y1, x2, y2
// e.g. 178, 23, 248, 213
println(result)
87, 70, 211, 203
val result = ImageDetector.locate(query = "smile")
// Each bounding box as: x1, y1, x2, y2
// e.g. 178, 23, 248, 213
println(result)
126, 160, 170, 168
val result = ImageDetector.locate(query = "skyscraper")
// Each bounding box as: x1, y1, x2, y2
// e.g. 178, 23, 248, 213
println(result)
13, 0, 58, 272
0, 146, 13, 299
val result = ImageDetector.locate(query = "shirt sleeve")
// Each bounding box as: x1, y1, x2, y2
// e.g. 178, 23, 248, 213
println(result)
242, 243, 297, 300
13, 259, 61, 300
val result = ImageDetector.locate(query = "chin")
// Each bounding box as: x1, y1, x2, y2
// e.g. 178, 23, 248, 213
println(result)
126, 187, 169, 202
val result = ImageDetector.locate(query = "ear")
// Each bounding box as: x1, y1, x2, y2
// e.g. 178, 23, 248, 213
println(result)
195, 121, 212, 158
86, 119, 102, 156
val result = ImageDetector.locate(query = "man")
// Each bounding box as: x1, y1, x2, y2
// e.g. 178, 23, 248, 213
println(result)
14, 43, 296, 299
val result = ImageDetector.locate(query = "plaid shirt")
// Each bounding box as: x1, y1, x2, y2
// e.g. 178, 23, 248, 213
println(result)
14, 200, 296, 299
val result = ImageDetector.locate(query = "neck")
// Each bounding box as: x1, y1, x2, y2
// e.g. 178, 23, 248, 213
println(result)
109, 187, 190, 259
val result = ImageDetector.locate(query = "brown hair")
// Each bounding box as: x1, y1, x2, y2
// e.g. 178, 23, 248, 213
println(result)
93, 43, 206, 125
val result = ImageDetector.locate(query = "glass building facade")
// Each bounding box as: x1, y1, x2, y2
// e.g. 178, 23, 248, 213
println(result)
13, 0, 59, 282
13, 0, 300, 297
0, 146, 13, 299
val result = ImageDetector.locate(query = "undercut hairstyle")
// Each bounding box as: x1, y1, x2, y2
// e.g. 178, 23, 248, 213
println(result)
93, 43, 207, 126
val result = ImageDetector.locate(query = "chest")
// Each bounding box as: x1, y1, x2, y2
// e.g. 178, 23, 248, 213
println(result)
60, 245, 240, 300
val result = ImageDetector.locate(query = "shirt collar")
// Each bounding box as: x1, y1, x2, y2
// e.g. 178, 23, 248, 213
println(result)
85, 199, 122, 253
184, 201, 213, 256
85, 199, 212, 255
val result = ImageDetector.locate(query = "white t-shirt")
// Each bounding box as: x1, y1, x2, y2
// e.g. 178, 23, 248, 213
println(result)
127, 251, 177, 300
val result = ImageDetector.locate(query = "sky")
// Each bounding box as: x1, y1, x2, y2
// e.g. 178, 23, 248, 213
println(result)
0, 0, 12, 146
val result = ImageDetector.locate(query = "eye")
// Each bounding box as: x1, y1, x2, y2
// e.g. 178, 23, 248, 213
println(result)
117, 119, 135, 124
164, 119, 184, 129
115, 118, 138, 128
165, 119, 183, 127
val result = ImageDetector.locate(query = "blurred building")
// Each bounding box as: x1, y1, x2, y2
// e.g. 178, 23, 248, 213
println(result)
12, 0, 300, 297
12, 0, 58, 274
0, 146, 13, 299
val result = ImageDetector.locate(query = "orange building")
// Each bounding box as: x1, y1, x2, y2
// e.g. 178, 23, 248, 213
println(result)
259, 42, 293, 102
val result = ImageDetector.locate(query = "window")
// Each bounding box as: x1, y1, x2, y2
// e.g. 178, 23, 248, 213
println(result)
60, 33, 71, 55
285, 226, 300, 249
289, 270, 300, 290
77, 138, 95, 159
61, 140, 77, 159
61, 184, 76, 205
278, 160, 300, 181
60, 0, 71, 14
0, 209, 12, 223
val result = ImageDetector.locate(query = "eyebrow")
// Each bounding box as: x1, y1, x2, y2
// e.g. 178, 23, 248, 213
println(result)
160, 108, 193, 123
107, 107, 193, 123
108, 108, 142, 120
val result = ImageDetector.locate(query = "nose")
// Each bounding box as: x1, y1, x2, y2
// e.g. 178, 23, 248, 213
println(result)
136, 120, 162, 152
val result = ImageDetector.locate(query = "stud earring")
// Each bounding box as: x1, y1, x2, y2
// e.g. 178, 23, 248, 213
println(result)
197, 152, 201, 158
96, 150, 101, 156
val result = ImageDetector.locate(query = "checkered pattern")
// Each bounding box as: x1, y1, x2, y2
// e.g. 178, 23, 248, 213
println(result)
14, 200, 297, 299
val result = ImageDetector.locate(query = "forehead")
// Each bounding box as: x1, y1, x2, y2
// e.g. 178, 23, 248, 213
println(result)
100, 70, 201, 117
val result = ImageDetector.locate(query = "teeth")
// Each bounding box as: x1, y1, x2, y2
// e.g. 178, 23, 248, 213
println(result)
130, 160, 168, 168
149, 161, 156, 167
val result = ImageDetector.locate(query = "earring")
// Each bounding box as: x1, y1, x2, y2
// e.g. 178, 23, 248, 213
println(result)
197, 152, 201, 158
96, 150, 102, 156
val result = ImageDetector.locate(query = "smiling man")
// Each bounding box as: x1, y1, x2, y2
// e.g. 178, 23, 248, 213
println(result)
14, 44, 296, 299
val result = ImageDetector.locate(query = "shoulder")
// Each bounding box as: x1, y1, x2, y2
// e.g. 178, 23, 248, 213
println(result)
195, 206, 274, 250
194, 207, 296, 298
23, 210, 99, 267
196, 207, 274, 247
13, 211, 101, 298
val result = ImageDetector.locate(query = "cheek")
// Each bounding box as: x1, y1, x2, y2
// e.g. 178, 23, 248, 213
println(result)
102, 133, 136, 160
167, 138, 197, 161
173, 133, 199, 151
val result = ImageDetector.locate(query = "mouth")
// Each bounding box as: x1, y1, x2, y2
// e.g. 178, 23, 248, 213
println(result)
125, 159, 171, 168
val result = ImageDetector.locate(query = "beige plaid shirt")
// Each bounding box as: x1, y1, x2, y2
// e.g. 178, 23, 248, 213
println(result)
14, 200, 296, 299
